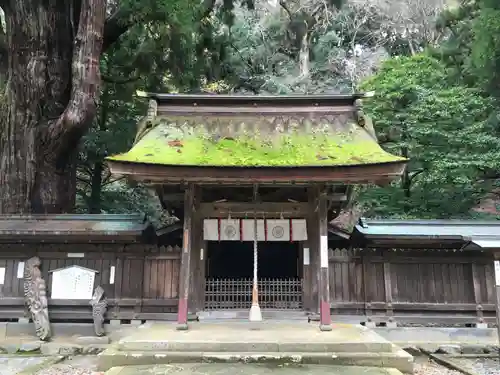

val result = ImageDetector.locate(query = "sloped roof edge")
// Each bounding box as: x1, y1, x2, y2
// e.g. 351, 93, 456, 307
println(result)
0, 213, 156, 243
353, 217, 500, 250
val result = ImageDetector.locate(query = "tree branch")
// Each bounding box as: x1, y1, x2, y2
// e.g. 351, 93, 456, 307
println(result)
101, 167, 112, 184
279, 0, 294, 21
102, 7, 133, 52
77, 163, 95, 177
46, 0, 106, 157
76, 176, 92, 187
408, 169, 425, 185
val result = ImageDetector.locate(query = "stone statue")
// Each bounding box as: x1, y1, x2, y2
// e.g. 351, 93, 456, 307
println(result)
23, 257, 51, 341
90, 285, 107, 336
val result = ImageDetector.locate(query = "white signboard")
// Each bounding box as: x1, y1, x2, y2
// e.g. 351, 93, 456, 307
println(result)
0, 267, 5, 284
67, 253, 85, 258
50, 266, 97, 300
291, 219, 307, 241
320, 235, 329, 268
17, 262, 24, 279
109, 266, 115, 285
203, 219, 219, 241
303, 247, 310, 265
241, 219, 265, 241
495, 260, 500, 286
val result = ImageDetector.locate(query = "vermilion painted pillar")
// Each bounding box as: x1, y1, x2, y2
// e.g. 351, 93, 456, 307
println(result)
177, 184, 195, 330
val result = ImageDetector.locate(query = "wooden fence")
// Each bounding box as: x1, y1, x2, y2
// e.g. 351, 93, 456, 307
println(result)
0, 243, 181, 322
0, 243, 495, 325
327, 248, 497, 326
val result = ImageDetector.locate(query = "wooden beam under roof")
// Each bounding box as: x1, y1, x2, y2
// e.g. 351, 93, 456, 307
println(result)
199, 202, 309, 218
108, 162, 407, 185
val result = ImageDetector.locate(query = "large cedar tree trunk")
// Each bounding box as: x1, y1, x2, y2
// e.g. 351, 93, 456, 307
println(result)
0, 0, 105, 214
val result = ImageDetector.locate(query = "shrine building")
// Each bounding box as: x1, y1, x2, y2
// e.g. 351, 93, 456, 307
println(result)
106, 93, 407, 330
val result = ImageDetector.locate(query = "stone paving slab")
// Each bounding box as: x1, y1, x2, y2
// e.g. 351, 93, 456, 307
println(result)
118, 322, 393, 353
374, 328, 499, 346
97, 348, 414, 374
104, 363, 404, 375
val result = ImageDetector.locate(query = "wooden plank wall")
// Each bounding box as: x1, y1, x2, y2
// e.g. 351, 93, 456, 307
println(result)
0, 243, 181, 322
0, 242, 496, 325
328, 248, 497, 325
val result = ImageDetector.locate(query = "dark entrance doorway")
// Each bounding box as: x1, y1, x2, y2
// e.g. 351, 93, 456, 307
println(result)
204, 241, 302, 310
206, 241, 300, 278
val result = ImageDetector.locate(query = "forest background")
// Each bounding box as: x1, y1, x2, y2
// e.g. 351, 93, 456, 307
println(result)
1, 0, 499, 226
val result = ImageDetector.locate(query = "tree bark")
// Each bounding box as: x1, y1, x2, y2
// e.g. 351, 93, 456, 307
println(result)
0, 0, 106, 214
88, 161, 104, 214
298, 29, 310, 79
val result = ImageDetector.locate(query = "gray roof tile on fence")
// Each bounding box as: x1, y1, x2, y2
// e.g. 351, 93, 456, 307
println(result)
354, 218, 500, 250
356, 218, 500, 237
0, 213, 155, 243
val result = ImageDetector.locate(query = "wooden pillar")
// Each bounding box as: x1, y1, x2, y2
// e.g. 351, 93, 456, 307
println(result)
189, 213, 203, 312
301, 241, 312, 312
307, 186, 331, 330
307, 188, 319, 315
383, 261, 395, 327
177, 184, 197, 330
494, 259, 500, 343
317, 188, 332, 331
199, 240, 207, 310
472, 263, 485, 327
362, 254, 374, 327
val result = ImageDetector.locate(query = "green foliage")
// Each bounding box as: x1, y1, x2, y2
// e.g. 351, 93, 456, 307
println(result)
222, 2, 376, 94
470, 0, 500, 96
75, 72, 156, 216
76, 0, 263, 217
75, 0, 500, 221
421, 1, 478, 85
359, 54, 500, 218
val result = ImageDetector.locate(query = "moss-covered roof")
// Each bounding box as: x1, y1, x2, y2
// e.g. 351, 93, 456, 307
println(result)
107, 119, 405, 167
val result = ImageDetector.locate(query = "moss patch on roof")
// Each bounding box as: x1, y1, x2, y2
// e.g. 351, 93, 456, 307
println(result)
107, 122, 405, 167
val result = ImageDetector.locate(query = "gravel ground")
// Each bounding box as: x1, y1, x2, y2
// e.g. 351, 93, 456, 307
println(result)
453, 357, 499, 375
414, 357, 462, 375
17, 355, 500, 375
35, 356, 101, 375
0, 356, 47, 375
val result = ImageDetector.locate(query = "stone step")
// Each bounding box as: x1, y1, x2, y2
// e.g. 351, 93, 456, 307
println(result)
104, 363, 406, 375
116, 323, 394, 354
117, 339, 393, 354
97, 348, 414, 374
